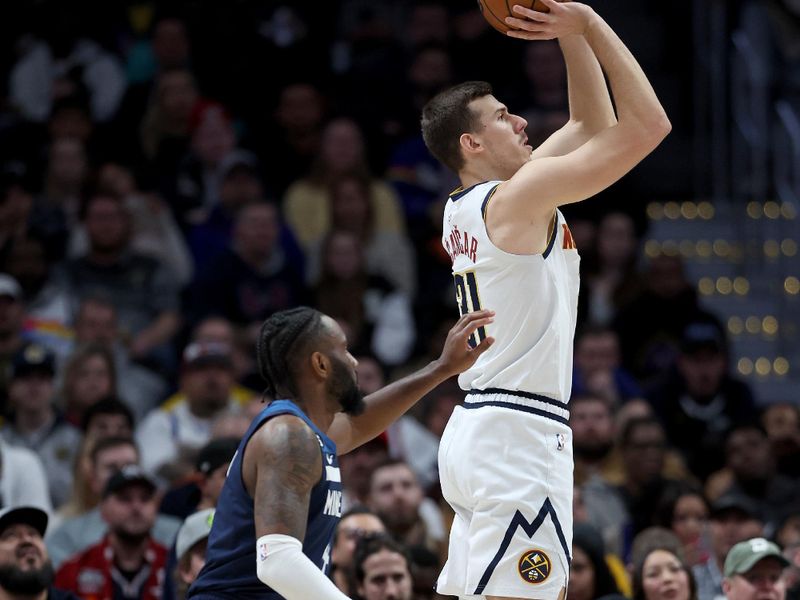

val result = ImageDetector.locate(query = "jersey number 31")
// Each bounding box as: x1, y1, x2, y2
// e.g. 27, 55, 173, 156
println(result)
454, 271, 487, 348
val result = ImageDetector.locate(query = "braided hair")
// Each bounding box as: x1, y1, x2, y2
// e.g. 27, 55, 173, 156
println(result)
256, 306, 325, 399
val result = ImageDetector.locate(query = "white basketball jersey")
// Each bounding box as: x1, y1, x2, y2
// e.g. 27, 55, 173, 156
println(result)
442, 181, 581, 403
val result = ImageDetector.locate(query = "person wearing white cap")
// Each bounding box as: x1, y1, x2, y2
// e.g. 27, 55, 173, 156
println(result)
174, 509, 215, 600
722, 537, 789, 600
0, 506, 76, 600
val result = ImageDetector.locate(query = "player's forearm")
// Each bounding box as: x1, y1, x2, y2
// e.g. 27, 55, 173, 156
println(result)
559, 35, 617, 133
332, 360, 451, 454
582, 10, 670, 137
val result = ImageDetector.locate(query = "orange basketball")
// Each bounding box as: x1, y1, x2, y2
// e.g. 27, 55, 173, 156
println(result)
477, 0, 549, 34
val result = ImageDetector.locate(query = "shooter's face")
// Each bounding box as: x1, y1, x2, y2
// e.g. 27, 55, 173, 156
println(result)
467, 95, 532, 178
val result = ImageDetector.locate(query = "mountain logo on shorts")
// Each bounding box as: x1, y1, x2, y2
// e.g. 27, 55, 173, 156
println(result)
518, 548, 551, 584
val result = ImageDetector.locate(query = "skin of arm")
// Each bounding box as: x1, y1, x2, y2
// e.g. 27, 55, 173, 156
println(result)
244, 414, 323, 540
492, 0, 671, 242
530, 34, 618, 159
327, 310, 495, 455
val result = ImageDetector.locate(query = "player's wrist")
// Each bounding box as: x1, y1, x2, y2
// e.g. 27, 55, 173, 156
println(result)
577, 4, 598, 36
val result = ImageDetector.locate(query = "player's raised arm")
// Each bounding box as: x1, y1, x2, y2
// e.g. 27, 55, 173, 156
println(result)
530, 31, 617, 159
500, 0, 670, 213
248, 416, 352, 600
327, 310, 494, 455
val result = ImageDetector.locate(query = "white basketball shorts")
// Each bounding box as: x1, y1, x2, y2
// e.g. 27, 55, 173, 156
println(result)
436, 391, 573, 599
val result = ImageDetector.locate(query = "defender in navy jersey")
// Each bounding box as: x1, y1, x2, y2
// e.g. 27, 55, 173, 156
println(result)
188, 306, 492, 600
421, 1, 670, 598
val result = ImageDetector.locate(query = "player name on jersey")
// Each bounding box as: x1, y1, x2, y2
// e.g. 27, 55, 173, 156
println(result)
323, 489, 343, 517
444, 224, 479, 263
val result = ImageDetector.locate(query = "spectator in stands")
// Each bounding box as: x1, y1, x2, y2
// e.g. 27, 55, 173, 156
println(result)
191, 202, 307, 327
139, 68, 198, 172
630, 528, 696, 600
707, 424, 799, 531
48, 193, 182, 366
722, 538, 789, 600
29, 138, 89, 256
0, 439, 52, 512
8, 13, 127, 123
283, 117, 406, 249
613, 254, 707, 380
647, 320, 756, 480
618, 417, 691, 543
761, 403, 800, 479
1, 342, 81, 508
420, 380, 463, 439
572, 325, 643, 407
0, 506, 75, 600
313, 230, 414, 366
58, 398, 136, 520
367, 459, 445, 557
340, 433, 390, 512
0, 166, 36, 264
58, 343, 115, 428
160, 437, 239, 521
353, 535, 414, 600
136, 342, 249, 482
55, 466, 168, 600
693, 493, 765, 600
67, 161, 194, 286
171, 101, 239, 224
330, 507, 387, 595
46, 436, 180, 568
174, 508, 215, 600
262, 82, 325, 196
0, 274, 25, 408
305, 174, 417, 297
72, 296, 167, 421
581, 211, 644, 326
654, 482, 712, 568
570, 523, 625, 600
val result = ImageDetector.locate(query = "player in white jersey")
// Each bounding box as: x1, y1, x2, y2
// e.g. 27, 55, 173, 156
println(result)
421, 2, 670, 599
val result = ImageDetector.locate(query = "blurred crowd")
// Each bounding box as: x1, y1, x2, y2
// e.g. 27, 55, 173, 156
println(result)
0, 2, 799, 600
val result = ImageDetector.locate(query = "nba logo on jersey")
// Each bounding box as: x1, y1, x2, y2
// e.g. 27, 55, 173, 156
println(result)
258, 541, 268, 562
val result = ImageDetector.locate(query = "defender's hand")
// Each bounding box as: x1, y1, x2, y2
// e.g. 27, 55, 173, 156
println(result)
505, 0, 595, 40
433, 310, 495, 379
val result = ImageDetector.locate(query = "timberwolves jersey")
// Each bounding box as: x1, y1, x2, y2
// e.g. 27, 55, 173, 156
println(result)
442, 181, 580, 403
189, 400, 342, 599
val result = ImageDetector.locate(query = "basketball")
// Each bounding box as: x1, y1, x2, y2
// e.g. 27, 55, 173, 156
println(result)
478, 0, 549, 34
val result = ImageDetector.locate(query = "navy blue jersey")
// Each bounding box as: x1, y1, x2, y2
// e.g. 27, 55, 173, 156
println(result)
188, 399, 342, 599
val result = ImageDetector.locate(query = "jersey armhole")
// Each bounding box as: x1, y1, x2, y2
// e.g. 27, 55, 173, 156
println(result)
541, 211, 559, 259
480, 184, 501, 221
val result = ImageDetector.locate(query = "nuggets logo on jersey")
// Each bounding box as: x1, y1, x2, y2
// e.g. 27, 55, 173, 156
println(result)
517, 549, 552, 584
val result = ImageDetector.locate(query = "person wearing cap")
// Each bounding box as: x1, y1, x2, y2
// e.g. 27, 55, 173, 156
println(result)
646, 319, 756, 480
54, 465, 169, 600
722, 538, 789, 600
46, 437, 181, 570
0, 273, 26, 407
0, 506, 77, 600
708, 423, 800, 533
692, 494, 766, 600
136, 341, 252, 481
173, 509, 215, 600
160, 437, 239, 521
0, 342, 82, 508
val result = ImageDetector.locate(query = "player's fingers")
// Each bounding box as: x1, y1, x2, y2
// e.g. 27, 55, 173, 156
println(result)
471, 336, 495, 357
506, 30, 553, 40
456, 309, 494, 326
504, 16, 548, 31
458, 316, 494, 338
511, 5, 551, 22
